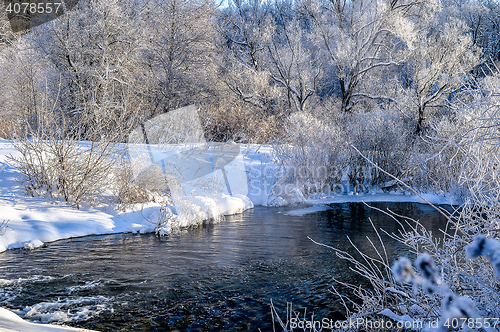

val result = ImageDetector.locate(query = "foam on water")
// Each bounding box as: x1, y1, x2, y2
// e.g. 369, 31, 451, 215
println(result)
0, 275, 65, 303
21, 295, 114, 324
0, 279, 13, 286
66, 280, 107, 294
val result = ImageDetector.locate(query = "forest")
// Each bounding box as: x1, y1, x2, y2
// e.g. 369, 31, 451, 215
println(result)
0, 0, 499, 203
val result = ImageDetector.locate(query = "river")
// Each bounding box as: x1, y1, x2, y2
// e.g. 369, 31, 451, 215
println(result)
0, 202, 451, 331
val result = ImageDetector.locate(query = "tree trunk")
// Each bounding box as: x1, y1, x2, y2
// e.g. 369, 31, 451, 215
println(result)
416, 105, 425, 135
340, 77, 351, 112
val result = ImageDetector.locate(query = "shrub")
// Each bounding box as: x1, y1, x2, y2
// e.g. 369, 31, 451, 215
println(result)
7, 104, 126, 208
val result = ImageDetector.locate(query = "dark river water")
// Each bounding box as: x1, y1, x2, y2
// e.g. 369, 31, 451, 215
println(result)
0, 202, 451, 331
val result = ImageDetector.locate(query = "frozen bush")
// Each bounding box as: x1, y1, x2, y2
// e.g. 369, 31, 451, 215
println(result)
347, 108, 413, 186
273, 106, 418, 198
7, 102, 130, 208
114, 161, 168, 209
9, 138, 119, 208
392, 254, 485, 332
424, 66, 500, 202
199, 99, 283, 144
272, 110, 345, 198
155, 205, 175, 236
467, 235, 500, 277
392, 257, 416, 284
327, 198, 500, 331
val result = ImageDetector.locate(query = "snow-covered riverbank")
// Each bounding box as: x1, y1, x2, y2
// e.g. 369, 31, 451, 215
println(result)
0, 139, 457, 331
0, 307, 98, 331
0, 139, 257, 253
0, 138, 457, 253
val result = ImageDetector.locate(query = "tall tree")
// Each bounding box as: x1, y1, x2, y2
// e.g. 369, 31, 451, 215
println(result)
303, 0, 433, 112
218, 0, 322, 114
410, 18, 480, 134
28, 0, 148, 139
142, 0, 218, 114
217, 0, 277, 112
266, 4, 322, 113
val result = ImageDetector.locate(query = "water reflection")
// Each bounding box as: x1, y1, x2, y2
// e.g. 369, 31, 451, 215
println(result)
0, 202, 451, 331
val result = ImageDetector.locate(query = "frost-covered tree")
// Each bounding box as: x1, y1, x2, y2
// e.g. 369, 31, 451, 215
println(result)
28, 0, 147, 140
217, 0, 279, 112
408, 18, 480, 134
444, 0, 500, 66
303, 0, 429, 113
0, 33, 50, 131
0, 2, 15, 52
142, 0, 218, 114
266, 6, 322, 113
218, 0, 325, 115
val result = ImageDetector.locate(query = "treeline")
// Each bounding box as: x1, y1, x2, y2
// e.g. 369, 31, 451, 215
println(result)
2, 0, 500, 205
0, 0, 498, 141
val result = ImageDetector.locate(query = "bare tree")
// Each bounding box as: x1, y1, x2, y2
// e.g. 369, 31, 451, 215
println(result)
0, 1, 15, 52
409, 18, 480, 134
217, 0, 278, 112
142, 0, 218, 114
266, 7, 322, 113
444, 0, 500, 66
3, 0, 149, 206
218, 0, 322, 114
29, 0, 147, 140
303, 0, 431, 112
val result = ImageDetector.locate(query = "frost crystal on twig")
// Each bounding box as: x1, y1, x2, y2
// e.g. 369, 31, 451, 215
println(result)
467, 235, 500, 277
392, 254, 484, 332
392, 257, 415, 284
416, 253, 440, 286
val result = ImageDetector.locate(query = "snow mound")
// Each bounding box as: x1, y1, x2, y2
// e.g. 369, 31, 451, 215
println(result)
171, 193, 254, 229
218, 194, 254, 215
23, 239, 44, 250
0, 307, 98, 331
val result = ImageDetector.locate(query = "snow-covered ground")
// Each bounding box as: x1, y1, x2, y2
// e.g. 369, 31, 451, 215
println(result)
0, 307, 98, 331
0, 139, 258, 253
0, 138, 457, 331
0, 138, 458, 251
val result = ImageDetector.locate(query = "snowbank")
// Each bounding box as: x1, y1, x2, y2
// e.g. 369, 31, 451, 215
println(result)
0, 307, 98, 331
0, 140, 255, 253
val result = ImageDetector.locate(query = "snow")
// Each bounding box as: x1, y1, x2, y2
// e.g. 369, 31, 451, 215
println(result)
284, 204, 332, 216
0, 140, 256, 254
0, 139, 457, 254
378, 308, 420, 330
306, 192, 457, 205
0, 307, 98, 331
385, 287, 409, 298
216, 194, 254, 215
